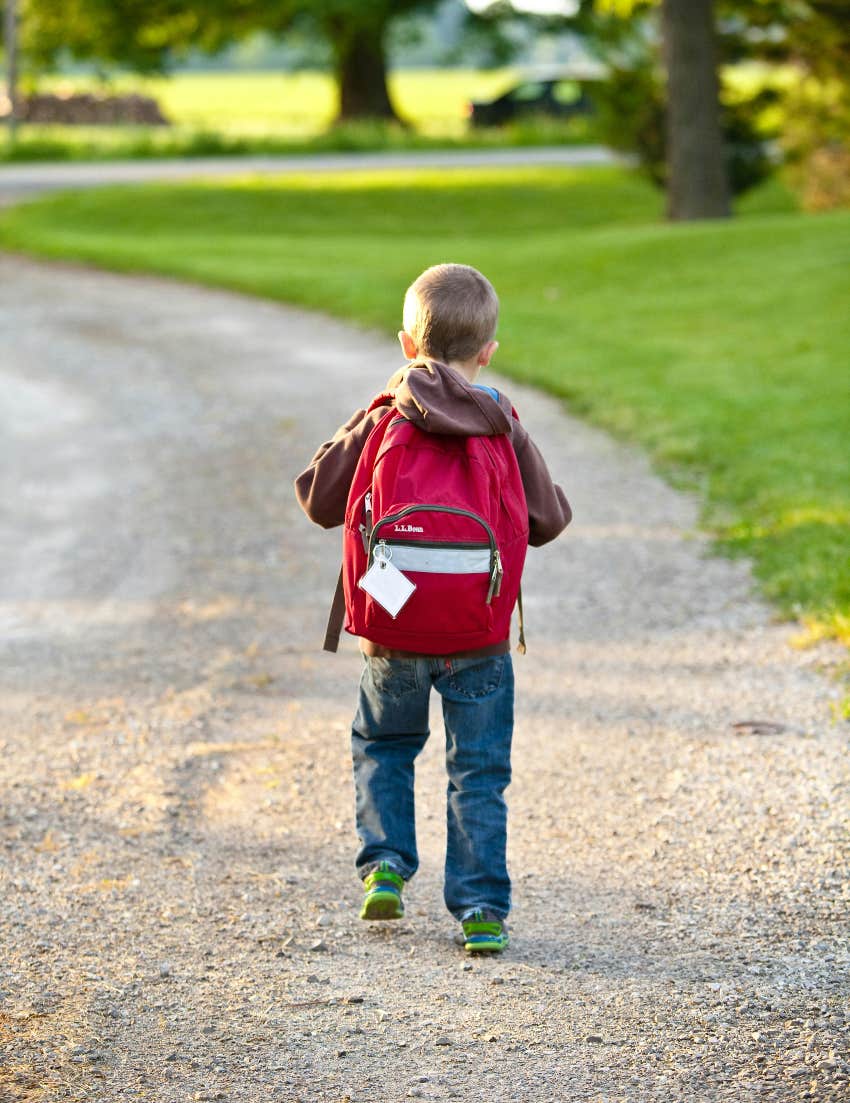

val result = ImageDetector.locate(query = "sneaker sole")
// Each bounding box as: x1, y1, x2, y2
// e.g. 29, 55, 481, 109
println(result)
359, 890, 404, 921
464, 936, 508, 953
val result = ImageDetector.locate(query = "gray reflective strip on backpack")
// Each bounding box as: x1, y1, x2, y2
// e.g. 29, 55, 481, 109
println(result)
379, 544, 491, 575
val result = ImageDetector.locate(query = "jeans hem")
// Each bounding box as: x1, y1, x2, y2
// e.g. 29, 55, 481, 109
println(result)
453, 905, 510, 922
358, 857, 411, 882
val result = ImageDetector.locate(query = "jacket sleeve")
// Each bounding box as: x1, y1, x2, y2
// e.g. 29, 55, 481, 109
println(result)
512, 419, 572, 547
294, 406, 388, 529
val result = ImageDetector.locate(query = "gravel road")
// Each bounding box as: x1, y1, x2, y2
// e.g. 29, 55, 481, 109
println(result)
1, 254, 847, 1103
0, 146, 617, 207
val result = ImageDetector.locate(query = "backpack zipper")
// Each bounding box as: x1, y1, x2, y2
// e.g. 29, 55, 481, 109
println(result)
369, 504, 503, 604
382, 537, 488, 551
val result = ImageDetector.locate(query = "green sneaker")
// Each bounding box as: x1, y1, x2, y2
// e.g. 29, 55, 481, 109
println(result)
359, 861, 405, 920
461, 909, 509, 953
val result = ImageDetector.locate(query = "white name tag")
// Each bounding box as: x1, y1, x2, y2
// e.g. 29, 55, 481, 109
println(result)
358, 551, 416, 618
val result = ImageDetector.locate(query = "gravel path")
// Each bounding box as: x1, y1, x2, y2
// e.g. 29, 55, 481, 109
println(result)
0, 146, 617, 206
1, 254, 847, 1103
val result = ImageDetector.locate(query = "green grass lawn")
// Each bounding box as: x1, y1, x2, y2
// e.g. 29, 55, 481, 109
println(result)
2, 166, 848, 642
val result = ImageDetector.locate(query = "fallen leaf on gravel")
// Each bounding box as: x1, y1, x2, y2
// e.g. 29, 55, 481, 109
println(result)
176, 597, 239, 622
731, 720, 787, 735
64, 709, 96, 726
63, 699, 124, 727
187, 739, 279, 759
244, 673, 274, 688
61, 773, 96, 791
96, 877, 133, 892
281, 999, 334, 1009
33, 832, 61, 853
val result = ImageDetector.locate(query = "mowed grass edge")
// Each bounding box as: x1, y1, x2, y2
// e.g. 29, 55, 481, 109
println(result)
2, 166, 848, 644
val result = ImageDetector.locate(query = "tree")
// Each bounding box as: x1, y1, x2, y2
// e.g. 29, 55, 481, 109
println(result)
217, 1, 517, 122
475, 0, 731, 218
9, 0, 458, 123
717, 0, 850, 79
3, 0, 18, 135
10, 0, 208, 73
734, 0, 850, 209
281, 2, 434, 122
660, 0, 729, 218
589, 0, 729, 217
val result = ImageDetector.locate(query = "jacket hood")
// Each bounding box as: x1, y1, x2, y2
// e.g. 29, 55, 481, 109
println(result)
381, 360, 513, 437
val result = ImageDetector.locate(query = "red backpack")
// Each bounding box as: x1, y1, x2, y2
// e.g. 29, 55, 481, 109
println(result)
324, 400, 529, 655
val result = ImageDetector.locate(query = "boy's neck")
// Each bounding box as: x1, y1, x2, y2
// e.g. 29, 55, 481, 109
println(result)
445, 358, 481, 384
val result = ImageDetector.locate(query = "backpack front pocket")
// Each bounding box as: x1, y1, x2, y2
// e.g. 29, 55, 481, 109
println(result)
363, 504, 499, 642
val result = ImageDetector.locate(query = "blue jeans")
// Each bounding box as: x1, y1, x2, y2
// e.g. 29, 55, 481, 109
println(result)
351, 653, 514, 920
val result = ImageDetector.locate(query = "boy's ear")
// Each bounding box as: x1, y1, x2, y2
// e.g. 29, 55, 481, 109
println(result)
399, 331, 419, 360
477, 340, 499, 367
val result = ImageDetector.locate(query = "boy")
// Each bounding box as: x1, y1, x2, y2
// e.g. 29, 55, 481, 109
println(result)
294, 263, 570, 952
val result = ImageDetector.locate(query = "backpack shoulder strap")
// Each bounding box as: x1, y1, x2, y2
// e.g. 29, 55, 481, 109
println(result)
367, 392, 396, 414
323, 566, 346, 653
323, 403, 396, 653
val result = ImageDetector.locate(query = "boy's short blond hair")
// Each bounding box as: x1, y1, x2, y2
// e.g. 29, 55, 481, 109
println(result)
403, 263, 499, 364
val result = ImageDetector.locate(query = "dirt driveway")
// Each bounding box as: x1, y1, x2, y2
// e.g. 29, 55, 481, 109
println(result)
1, 254, 847, 1103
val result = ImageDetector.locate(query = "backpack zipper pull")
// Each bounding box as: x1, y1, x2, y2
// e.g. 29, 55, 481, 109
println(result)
486, 550, 503, 605
360, 491, 374, 552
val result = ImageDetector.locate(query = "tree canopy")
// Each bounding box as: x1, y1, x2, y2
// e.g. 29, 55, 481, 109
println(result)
9, 0, 209, 72
7, 0, 462, 120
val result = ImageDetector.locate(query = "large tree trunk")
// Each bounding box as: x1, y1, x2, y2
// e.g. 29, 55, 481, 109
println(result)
661, 0, 730, 220
331, 18, 400, 124
4, 0, 19, 137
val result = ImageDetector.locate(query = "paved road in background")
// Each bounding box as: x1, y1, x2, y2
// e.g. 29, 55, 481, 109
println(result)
0, 145, 618, 205
1, 255, 847, 1102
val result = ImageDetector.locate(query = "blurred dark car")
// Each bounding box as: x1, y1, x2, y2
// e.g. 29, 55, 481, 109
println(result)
468, 74, 603, 128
